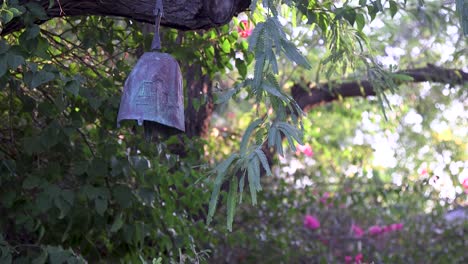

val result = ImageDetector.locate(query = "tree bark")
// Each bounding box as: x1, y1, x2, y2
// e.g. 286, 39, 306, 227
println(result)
183, 63, 214, 138
2, 0, 251, 35
291, 65, 468, 112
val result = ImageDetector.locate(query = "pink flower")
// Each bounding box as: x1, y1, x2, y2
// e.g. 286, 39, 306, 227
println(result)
227, 112, 236, 119
237, 20, 253, 38
303, 215, 320, 230
319, 192, 330, 205
355, 253, 363, 263
351, 224, 364, 238
345, 256, 353, 263
296, 143, 314, 157
462, 178, 468, 193
368, 225, 383, 235
390, 223, 403, 231
381, 225, 392, 233
420, 168, 428, 176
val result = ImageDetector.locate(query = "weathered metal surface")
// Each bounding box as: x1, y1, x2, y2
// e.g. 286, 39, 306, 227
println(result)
117, 51, 185, 132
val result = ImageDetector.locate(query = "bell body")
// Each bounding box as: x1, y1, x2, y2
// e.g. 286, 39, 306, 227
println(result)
117, 52, 185, 132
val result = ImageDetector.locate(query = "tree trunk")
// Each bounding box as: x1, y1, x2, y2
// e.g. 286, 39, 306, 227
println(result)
2, 0, 251, 35
183, 63, 213, 138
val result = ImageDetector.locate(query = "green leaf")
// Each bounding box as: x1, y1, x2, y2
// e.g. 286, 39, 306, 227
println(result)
221, 38, 231, 53
248, 22, 265, 52
356, 13, 365, 31
64, 80, 80, 96
29, 71, 55, 88
7, 53, 24, 69
238, 173, 245, 203
263, 82, 288, 101
208, 154, 238, 225
215, 83, 241, 104
25, 2, 48, 19
137, 188, 155, 206
240, 118, 263, 155
267, 50, 279, 74
249, 0, 258, 11
389, 0, 398, 18
0, 54, 7, 77
226, 177, 238, 231
110, 214, 124, 233
375, 0, 384, 12
23, 136, 45, 155
32, 250, 48, 264
367, 4, 378, 21
392, 73, 414, 81
255, 148, 272, 176
251, 155, 261, 191
0, 246, 12, 264
54, 194, 73, 219
277, 122, 303, 145
456, 0, 468, 36
343, 8, 357, 26
253, 53, 266, 89
25, 25, 40, 40
1, 10, 14, 24
267, 123, 277, 148
216, 153, 239, 177
0, 40, 9, 54
9, 8, 23, 17
235, 59, 247, 78
23, 176, 42, 189
46, 246, 71, 264
95, 197, 108, 216
247, 162, 257, 205
275, 130, 283, 156
280, 39, 311, 69
113, 185, 134, 208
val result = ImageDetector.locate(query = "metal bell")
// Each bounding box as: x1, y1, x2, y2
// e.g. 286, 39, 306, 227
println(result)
117, 52, 184, 131
117, 0, 185, 133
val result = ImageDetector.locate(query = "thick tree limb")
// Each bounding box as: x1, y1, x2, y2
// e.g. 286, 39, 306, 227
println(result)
291, 65, 468, 112
1, 0, 251, 35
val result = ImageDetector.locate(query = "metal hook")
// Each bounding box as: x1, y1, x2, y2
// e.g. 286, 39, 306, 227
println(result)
151, 0, 164, 51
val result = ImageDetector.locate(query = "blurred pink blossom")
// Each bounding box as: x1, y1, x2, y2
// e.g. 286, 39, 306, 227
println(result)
381, 225, 392, 233
420, 168, 428, 176
296, 143, 314, 157
303, 215, 320, 230
351, 224, 364, 238
320, 192, 330, 202
319, 192, 332, 207
237, 20, 253, 38
462, 178, 468, 193
227, 112, 236, 119
355, 253, 363, 263
390, 223, 404, 231
368, 225, 383, 235
345, 256, 353, 263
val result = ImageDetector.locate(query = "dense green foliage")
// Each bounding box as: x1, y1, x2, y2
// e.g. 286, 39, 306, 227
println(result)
0, 0, 467, 263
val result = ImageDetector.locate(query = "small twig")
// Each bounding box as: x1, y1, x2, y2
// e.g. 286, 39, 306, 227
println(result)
57, 0, 66, 16
8, 80, 14, 144
77, 128, 96, 158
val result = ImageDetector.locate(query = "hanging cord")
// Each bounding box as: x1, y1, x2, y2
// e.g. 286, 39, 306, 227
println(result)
151, 0, 164, 51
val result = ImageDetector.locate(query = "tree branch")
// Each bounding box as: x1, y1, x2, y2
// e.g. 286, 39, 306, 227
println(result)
291, 65, 468, 112
2, 0, 251, 35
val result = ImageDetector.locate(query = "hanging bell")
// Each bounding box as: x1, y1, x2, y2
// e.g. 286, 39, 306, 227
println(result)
117, 0, 185, 134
